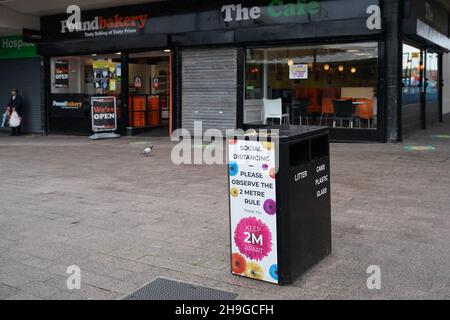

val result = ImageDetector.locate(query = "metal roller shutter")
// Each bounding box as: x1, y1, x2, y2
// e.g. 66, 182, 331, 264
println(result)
181, 48, 237, 135
0, 58, 42, 133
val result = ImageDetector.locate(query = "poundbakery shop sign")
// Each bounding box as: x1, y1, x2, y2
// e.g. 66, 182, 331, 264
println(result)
60, 5, 148, 38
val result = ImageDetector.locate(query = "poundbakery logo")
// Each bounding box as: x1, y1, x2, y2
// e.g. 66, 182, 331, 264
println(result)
61, 5, 148, 36
53, 100, 83, 109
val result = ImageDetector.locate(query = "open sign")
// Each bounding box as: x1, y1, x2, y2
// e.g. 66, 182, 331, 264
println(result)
91, 96, 117, 132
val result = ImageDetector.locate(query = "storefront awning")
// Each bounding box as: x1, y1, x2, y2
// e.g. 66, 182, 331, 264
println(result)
403, 18, 450, 52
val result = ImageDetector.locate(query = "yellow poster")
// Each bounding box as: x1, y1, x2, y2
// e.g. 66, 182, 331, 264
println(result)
93, 61, 114, 69
109, 79, 117, 91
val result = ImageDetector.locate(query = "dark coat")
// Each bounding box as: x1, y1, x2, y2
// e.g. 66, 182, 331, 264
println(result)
8, 94, 23, 117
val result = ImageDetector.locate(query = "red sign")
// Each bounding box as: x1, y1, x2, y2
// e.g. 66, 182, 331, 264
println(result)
153, 77, 160, 89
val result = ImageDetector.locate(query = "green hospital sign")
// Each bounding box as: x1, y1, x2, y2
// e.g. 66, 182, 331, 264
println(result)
0, 35, 38, 60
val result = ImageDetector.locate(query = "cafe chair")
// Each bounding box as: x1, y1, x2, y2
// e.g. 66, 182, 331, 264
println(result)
356, 99, 374, 128
332, 99, 355, 128
263, 98, 289, 125
320, 98, 335, 126
291, 98, 310, 125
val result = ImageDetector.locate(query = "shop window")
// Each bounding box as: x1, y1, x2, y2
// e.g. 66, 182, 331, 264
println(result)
402, 44, 422, 105
50, 54, 122, 96
425, 52, 439, 102
244, 42, 379, 130
49, 54, 122, 131
127, 52, 171, 129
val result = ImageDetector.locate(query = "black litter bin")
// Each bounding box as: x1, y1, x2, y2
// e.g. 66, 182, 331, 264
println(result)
228, 126, 331, 285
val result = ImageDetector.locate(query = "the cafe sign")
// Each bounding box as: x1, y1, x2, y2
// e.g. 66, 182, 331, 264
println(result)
222, 0, 381, 30
0, 35, 38, 60
222, 0, 320, 22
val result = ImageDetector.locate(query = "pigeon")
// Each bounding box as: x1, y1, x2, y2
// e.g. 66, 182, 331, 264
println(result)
143, 146, 153, 157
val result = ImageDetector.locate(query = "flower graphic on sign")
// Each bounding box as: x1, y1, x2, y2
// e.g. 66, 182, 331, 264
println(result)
230, 187, 239, 198
229, 162, 239, 177
231, 253, 247, 275
261, 141, 274, 151
263, 199, 277, 215
269, 264, 278, 281
234, 217, 272, 261
269, 168, 276, 179
245, 262, 265, 280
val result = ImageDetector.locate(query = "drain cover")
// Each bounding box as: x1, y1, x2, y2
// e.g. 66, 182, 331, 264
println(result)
124, 278, 237, 300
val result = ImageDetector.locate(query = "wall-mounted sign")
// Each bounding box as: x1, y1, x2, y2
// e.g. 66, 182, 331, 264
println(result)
54, 60, 69, 88
0, 35, 38, 60
228, 139, 279, 284
289, 64, 308, 80
91, 96, 117, 132
60, 5, 148, 39
222, 0, 320, 22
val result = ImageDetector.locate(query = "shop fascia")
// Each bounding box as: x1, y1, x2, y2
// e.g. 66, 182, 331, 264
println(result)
60, 5, 148, 34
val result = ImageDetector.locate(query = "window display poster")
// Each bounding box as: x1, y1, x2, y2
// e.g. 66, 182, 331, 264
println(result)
116, 63, 122, 77
91, 96, 117, 132
228, 139, 279, 284
134, 76, 143, 88
289, 64, 308, 80
93, 61, 117, 92
55, 60, 69, 88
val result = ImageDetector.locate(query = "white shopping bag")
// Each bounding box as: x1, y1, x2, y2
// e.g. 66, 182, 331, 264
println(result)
9, 111, 21, 128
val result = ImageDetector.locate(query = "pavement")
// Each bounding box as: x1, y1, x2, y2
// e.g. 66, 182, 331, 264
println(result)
0, 122, 449, 300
